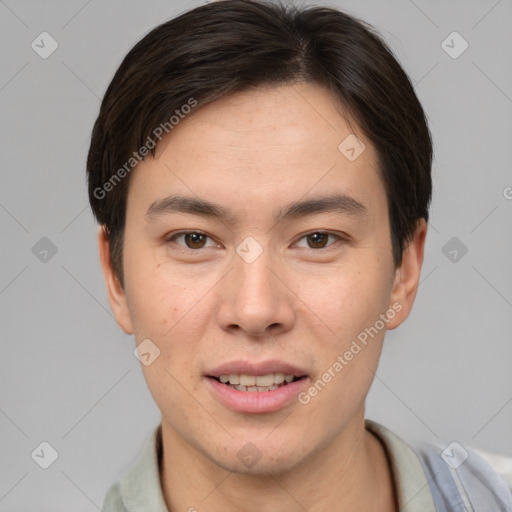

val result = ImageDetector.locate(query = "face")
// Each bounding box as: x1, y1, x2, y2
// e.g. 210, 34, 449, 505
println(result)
99, 83, 426, 475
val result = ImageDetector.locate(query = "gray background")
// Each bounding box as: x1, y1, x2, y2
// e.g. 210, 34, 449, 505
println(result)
1, 0, 511, 510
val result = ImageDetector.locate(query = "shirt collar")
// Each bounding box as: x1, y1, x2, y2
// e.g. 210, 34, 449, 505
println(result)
365, 419, 436, 512
118, 423, 168, 512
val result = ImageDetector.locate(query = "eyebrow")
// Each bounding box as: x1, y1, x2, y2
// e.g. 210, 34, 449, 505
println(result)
145, 193, 368, 223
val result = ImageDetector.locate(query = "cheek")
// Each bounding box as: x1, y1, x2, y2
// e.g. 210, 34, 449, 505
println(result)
296, 254, 392, 402
299, 281, 388, 431
127, 272, 219, 389
141, 364, 202, 436
124, 249, 201, 339
304, 256, 393, 341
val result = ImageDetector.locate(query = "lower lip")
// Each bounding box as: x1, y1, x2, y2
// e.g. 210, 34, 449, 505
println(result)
205, 377, 309, 414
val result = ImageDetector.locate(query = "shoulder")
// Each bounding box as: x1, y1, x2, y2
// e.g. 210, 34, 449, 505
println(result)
414, 439, 512, 509
465, 447, 512, 492
102, 481, 125, 512
366, 419, 512, 511
101, 424, 168, 512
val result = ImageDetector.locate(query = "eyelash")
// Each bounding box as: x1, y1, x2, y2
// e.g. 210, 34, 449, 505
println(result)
165, 230, 346, 252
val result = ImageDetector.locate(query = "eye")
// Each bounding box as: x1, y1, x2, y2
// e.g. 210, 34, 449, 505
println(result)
166, 231, 219, 250
165, 230, 345, 251
294, 231, 343, 249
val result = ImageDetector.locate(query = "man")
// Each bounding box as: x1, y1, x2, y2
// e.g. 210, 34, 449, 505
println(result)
87, 1, 512, 510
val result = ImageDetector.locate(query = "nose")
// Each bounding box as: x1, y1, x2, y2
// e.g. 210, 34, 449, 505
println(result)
216, 244, 295, 339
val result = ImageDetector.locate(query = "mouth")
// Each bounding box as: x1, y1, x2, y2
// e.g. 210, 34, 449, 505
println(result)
204, 362, 310, 413
207, 373, 308, 392
205, 360, 310, 413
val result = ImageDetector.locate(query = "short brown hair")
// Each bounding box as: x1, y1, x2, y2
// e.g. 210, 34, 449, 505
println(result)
87, 0, 433, 286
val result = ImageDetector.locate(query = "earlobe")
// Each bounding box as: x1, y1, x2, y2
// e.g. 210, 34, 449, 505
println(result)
386, 218, 427, 330
97, 226, 134, 335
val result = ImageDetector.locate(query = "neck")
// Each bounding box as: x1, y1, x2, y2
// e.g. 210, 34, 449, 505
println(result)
160, 412, 397, 512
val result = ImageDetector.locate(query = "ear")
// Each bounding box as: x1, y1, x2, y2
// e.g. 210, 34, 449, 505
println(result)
97, 226, 134, 334
386, 218, 427, 330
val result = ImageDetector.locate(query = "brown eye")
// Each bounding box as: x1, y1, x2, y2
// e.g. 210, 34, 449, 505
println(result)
184, 233, 207, 249
294, 231, 343, 250
307, 232, 329, 248
167, 231, 217, 250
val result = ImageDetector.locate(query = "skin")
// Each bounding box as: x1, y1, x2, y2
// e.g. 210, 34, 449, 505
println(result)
99, 82, 427, 511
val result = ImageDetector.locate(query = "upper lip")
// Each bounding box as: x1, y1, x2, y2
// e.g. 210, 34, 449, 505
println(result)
206, 360, 308, 378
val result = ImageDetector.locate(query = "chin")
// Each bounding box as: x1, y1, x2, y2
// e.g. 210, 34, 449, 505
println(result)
208, 441, 309, 477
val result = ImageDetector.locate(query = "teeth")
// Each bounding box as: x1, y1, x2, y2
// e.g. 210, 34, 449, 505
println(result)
218, 373, 297, 386
256, 374, 274, 386
232, 383, 284, 392
274, 372, 285, 384
239, 375, 256, 386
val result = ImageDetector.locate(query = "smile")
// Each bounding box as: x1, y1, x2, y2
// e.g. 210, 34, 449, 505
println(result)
213, 372, 304, 392
206, 374, 309, 413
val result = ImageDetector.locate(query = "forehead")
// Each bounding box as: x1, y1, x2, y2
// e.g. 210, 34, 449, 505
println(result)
127, 83, 386, 222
